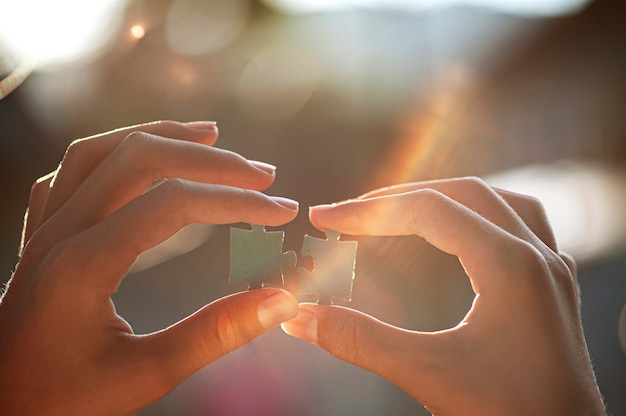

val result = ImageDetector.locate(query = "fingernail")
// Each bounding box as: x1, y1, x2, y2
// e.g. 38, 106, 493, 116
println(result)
270, 196, 299, 212
185, 121, 217, 131
281, 308, 318, 344
249, 160, 277, 175
257, 292, 299, 329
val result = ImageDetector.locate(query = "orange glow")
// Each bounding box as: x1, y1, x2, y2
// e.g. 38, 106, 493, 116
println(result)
354, 68, 482, 332
369, 67, 478, 190
130, 24, 145, 39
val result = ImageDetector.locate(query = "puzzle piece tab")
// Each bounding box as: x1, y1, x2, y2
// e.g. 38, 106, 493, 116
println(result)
230, 224, 297, 290
299, 230, 357, 304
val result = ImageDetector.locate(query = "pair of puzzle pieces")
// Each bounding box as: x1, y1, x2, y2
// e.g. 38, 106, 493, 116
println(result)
229, 225, 357, 304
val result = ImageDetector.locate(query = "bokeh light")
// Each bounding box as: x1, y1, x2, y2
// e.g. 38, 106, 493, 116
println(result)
165, 0, 249, 55
486, 162, 626, 262
235, 45, 321, 121
130, 24, 146, 40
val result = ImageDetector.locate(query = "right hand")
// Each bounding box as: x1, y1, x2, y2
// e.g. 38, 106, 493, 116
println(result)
282, 177, 605, 415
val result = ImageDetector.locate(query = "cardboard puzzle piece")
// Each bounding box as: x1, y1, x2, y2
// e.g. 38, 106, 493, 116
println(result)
229, 224, 297, 290
299, 230, 357, 304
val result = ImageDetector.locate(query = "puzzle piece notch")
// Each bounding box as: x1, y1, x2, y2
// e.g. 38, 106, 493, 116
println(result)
298, 229, 357, 304
229, 224, 297, 290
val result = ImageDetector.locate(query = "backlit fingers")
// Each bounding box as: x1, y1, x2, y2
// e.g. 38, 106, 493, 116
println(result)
85, 131, 277, 215
21, 172, 55, 251
310, 188, 534, 294
319, 177, 549, 253
38, 120, 218, 228
37, 132, 277, 251
495, 188, 558, 251
59, 182, 298, 293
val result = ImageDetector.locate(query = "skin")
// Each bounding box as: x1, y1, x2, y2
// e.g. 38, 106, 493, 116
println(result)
0, 121, 300, 416
0, 121, 606, 415
282, 178, 607, 415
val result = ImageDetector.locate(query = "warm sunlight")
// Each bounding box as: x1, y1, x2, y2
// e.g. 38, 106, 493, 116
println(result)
0, 0, 126, 69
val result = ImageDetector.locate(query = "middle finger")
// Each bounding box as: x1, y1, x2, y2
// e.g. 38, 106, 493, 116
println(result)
31, 132, 277, 253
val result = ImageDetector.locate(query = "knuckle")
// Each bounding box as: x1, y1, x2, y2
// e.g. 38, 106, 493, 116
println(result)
416, 187, 446, 206
499, 238, 549, 291
116, 132, 148, 167
158, 178, 193, 200
522, 194, 549, 224
509, 240, 564, 289
150, 178, 196, 220
213, 147, 248, 170
233, 187, 272, 214
559, 252, 577, 276
461, 175, 488, 189
410, 188, 446, 227
122, 130, 152, 151
459, 176, 489, 192
118, 131, 164, 176
461, 176, 495, 200
553, 254, 581, 304
60, 139, 91, 172
504, 239, 582, 308
64, 138, 89, 160
405, 189, 436, 232
511, 239, 547, 277
237, 186, 260, 202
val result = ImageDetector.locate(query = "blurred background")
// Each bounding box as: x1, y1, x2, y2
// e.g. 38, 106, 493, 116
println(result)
1, 0, 625, 414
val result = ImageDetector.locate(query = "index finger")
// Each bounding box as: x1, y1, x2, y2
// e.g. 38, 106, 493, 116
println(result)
309, 188, 539, 295
327, 177, 557, 252
38, 120, 218, 229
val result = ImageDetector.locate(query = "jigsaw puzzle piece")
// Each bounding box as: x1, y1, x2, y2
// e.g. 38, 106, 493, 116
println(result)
230, 224, 296, 290
299, 229, 357, 304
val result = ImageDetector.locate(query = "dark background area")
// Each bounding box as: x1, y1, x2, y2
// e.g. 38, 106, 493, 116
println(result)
1, 0, 625, 414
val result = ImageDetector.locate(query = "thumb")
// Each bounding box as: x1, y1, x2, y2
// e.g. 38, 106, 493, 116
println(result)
281, 304, 441, 396
138, 288, 299, 387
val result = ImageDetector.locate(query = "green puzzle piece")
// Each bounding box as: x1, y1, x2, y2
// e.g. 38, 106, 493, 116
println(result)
229, 224, 297, 289
299, 230, 358, 304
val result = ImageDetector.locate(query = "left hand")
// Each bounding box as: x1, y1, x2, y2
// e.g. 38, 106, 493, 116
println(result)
0, 120, 300, 415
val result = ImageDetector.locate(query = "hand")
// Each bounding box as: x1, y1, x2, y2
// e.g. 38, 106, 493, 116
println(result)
0, 121, 300, 415
282, 177, 605, 415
